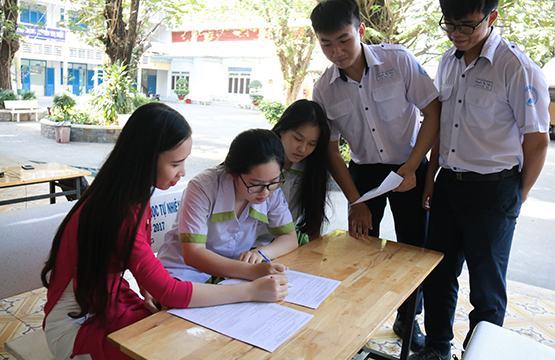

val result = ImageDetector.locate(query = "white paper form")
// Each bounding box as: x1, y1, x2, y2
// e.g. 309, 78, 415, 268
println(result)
352, 171, 403, 205
220, 270, 340, 309
285, 270, 340, 309
168, 302, 313, 352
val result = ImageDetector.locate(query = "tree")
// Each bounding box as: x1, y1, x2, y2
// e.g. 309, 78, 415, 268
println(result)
358, 0, 555, 67
497, 0, 555, 67
239, 0, 317, 105
68, 0, 201, 80
0, 0, 20, 89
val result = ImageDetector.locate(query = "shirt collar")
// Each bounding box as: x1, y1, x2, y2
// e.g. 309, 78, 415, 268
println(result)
210, 170, 269, 224
330, 43, 380, 84
450, 27, 501, 64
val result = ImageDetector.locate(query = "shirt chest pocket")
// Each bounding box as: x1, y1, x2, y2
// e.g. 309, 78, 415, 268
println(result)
327, 98, 352, 121
465, 89, 496, 129
439, 85, 454, 102
372, 81, 407, 121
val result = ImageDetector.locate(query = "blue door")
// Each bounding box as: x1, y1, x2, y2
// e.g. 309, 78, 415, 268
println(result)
70, 69, 80, 95
21, 64, 31, 91
86, 70, 94, 93
97, 69, 103, 85
45, 67, 55, 96
147, 75, 157, 96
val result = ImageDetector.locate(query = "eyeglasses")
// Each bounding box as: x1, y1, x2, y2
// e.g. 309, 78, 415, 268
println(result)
439, 12, 491, 35
239, 174, 284, 194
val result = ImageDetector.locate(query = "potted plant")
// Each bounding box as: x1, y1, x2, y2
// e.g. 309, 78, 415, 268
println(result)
248, 80, 263, 106
51, 93, 76, 143
174, 78, 189, 102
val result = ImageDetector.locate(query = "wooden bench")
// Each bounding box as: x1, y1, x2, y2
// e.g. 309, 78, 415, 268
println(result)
2, 100, 42, 122
2, 186, 185, 359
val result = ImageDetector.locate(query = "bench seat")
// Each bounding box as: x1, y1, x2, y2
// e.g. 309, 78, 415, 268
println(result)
2, 100, 42, 122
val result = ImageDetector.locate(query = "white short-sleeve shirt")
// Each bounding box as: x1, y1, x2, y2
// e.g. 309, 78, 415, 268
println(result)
157, 166, 294, 282
435, 28, 550, 174
313, 43, 439, 165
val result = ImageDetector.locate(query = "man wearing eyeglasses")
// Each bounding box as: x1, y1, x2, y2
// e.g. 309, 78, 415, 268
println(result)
411, 1, 550, 359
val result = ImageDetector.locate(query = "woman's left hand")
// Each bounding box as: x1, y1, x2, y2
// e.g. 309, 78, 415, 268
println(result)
141, 289, 161, 313
239, 250, 264, 264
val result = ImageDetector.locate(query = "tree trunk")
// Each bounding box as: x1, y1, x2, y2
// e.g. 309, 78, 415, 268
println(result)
101, 0, 142, 82
274, 27, 316, 106
281, 39, 315, 105
0, 0, 20, 89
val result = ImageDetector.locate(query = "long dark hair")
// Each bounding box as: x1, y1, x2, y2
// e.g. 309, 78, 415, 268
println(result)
41, 102, 192, 321
272, 100, 330, 238
224, 129, 284, 175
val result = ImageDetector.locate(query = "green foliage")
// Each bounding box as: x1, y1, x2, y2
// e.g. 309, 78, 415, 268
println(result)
132, 93, 157, 109
250, 94, 264, 106
53, 93, 76, 112
259, 100, 285, 126
359, 0, 555, 67
66, 0, 203, 76
69, 111, 95, 125
497, 0, 555, 67
249, 80, 263, 92
174, 77, 189, 97
20, 90, 36, 100
51, 93, 77, 122
339, 138, 351, 163
249, 80, 263, 105
91, 62, 134, 125
0, 89, 17, 108
234, 0, 317, 104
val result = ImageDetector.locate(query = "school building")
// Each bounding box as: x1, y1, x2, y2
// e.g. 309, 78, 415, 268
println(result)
11, 2, 326, 104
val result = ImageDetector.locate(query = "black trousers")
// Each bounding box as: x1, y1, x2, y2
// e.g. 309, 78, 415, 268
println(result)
349, 160, 428, 318
423, 169, 521, 353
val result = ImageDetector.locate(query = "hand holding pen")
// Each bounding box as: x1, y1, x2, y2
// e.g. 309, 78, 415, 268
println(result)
248, 248, 287, 278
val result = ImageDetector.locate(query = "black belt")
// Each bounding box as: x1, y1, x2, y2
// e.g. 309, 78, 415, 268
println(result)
441, 166, 519, 182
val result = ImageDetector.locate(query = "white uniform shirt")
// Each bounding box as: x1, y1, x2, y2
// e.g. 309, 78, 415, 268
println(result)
313, 43, 439, 165
255, 162, 304, 247
435, 28, 550, 174
157, 166, 294, 283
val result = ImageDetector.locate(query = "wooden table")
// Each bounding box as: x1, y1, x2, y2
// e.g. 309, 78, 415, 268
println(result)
0, 162, 90, 206
108, 232, 443, 360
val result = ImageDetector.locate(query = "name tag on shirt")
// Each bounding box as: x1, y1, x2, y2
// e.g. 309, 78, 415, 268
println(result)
473, 78, 494, 92
375, 68, 396, 81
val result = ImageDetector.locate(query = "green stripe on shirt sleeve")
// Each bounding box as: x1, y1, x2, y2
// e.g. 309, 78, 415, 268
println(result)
179, 233, 207, 244
269, 222, 294, 235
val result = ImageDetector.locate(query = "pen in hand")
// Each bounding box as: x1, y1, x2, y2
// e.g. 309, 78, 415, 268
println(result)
257, 249, 272, 263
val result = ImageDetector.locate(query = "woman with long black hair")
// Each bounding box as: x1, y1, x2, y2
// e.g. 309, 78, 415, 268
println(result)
257, 99, 331, 246
40, 103, 287, 359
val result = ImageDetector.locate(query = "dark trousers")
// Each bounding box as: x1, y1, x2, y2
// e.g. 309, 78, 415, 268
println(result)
423, 169, 522, 353
349, 160, 428, 319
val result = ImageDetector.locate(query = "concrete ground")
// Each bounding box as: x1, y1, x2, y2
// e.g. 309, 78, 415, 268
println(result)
1, 101, 554, 290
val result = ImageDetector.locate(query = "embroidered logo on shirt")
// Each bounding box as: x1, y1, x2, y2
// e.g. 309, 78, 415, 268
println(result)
375, 68, 396, 81
524, 85, 538, 106
473, 78, 494, 92
417, 64, 428, 76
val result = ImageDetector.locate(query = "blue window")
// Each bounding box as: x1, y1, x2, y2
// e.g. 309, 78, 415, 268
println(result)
20, 6, 46, 25
20, 9, 29, 23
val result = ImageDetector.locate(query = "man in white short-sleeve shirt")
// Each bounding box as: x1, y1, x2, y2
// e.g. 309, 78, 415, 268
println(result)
411, 1, 550, 359
310, 0, 441, 352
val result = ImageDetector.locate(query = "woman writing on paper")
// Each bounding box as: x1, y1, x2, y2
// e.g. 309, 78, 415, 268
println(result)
158, 129, 298, 283
40, 104, 287, 360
